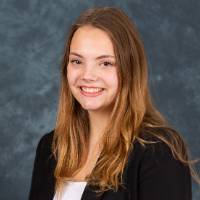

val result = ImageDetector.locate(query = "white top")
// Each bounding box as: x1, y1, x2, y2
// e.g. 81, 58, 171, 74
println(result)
53, 181, 87, 200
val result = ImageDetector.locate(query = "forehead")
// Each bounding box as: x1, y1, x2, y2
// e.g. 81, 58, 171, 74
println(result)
70, 25, 115, 57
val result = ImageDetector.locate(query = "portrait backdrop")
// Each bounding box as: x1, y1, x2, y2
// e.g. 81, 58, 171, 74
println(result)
0, 0, 199, 199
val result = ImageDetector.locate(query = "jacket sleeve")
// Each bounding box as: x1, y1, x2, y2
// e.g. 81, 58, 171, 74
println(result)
138, 141, 192, 200
28, 134, 48, 200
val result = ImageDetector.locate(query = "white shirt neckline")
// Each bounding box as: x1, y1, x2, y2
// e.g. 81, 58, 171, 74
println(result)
53, 181, 88, 200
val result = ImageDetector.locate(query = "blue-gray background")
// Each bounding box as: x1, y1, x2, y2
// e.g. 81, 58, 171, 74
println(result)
0, 0, 199, 199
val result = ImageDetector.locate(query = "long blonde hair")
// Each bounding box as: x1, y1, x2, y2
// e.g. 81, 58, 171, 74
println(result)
52, 6, 200, 196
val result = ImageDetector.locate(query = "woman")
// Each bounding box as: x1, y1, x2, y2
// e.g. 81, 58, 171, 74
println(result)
28, 6, 199, 200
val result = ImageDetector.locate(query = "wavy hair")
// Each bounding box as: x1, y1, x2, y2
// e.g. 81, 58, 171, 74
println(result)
52, 6, 200, 197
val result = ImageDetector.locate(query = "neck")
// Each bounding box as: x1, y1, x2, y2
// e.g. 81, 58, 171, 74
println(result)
88, 110, 110, 148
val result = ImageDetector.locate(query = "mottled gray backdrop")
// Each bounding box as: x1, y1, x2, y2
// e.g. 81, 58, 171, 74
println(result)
0, 0, 200, 199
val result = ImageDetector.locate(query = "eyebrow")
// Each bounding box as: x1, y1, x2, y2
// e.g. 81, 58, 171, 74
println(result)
69, 52, 115, 60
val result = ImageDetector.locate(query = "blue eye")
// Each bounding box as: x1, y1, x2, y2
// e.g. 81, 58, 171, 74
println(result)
70, 59, 82, 64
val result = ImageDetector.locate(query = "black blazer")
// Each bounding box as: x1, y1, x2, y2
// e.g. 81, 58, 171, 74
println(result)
28, 130, 192, 200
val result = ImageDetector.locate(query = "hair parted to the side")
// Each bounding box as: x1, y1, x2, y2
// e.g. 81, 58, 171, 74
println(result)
52, 6, 200, 197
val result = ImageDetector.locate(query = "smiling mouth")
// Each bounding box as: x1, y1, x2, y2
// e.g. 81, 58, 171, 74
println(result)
79, 86, 104, 96
79, 87, 104, 93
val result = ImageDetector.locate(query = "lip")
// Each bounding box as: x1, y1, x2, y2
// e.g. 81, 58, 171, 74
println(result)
79, 85, 104, 89
79, 87, 104, 97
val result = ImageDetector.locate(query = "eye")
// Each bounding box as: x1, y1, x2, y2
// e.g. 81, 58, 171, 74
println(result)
70, 59, 82, 65
101, 61, 114, 67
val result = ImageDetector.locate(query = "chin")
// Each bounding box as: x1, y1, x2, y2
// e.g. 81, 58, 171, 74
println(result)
80, 103, 104, 111
82, 106, 102, 111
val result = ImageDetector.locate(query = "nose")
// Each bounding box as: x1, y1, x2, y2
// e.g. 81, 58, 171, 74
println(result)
81, 64, 98, 81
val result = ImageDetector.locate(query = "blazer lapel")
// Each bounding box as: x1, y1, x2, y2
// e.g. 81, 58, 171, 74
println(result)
81, 184, 105, 200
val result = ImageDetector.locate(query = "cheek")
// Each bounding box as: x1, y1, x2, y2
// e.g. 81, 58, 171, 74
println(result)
67, 67, 79, 86
105, 72, 118, 91
67, 73, 73, 85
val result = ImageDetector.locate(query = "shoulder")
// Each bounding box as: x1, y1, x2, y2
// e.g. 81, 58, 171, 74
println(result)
126, 128, 191, 178
132, 130, 183, 166
127, 132, 174, 168
132, 127, 188, 159
29, 130, 56, 198
125, 130, 191, 199
37, 129, 54, 147
128, 130, 191, 182
35, 129, 55, 159
137, 136, 179, 171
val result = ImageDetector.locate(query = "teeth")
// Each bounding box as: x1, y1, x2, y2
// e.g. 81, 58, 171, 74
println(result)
81, 87, 103, 93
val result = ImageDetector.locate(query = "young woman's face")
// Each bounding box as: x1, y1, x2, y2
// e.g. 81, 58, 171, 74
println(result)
67, 25, 118, 112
